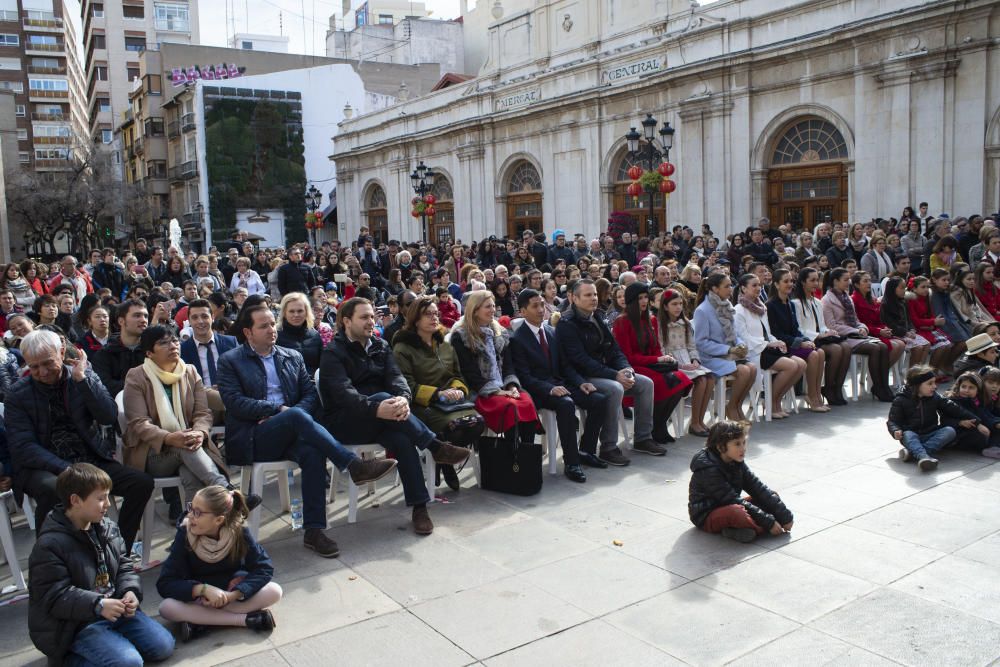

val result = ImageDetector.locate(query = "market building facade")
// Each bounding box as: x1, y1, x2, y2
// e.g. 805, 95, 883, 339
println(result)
332, 0, 1000, 246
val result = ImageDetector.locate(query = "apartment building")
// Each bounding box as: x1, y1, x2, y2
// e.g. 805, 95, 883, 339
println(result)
0, 0, 83, 173
81, 0, 199, 146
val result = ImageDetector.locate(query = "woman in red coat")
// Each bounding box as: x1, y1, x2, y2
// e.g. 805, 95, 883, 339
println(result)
612, 282, 692, 443
850, 271, 904, 367
974, 263, 1000, 321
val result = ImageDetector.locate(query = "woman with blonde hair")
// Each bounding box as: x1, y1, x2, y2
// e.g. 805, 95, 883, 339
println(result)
450, 290, 538, 438
276, 292, 323, 373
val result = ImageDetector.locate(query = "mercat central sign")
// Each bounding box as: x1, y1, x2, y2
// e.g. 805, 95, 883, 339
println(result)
600, 56, 665, 85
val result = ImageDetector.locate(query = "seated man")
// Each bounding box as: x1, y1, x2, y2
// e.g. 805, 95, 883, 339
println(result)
510, 289, 608, 483
7, 330, 153, 552
556, 279, 656, 467
319, 297, 470, 536
93, 299, 149, 398
218, 303, 396, 559
180, 298, 237, 424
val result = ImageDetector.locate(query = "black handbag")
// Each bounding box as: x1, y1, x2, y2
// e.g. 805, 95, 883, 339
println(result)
477, 427, 542, 496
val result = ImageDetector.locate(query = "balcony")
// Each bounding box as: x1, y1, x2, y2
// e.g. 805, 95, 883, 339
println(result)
180, 112, 195, 133
35, 158, 72, 170
28, 65, 67, 75
34, 136, 71, 145
28, 89, 69, 101
23, 17, 63, 31
167, 120, 179, 138
182, 210, 204, 226
31, 112, 65, 121
180, 160, 197, 179
25, 42, 64, 54
134, 137, 144, 155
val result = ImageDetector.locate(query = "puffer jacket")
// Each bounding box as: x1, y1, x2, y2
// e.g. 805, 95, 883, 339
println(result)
217, 343, 318, 466
392, 328, 470, 407
687, 448, 793, 530
449, 322, 519, 396
28, 507, 142, 665
886, 390, 975, 436
276, 322, 323, 373
318, 330, 410, 426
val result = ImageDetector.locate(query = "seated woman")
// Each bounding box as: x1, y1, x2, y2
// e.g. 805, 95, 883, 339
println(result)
850, 271, 905, 370
907, 275, 958, 374
491, 278, 517, 318
950, 267, 993, 330
767, 268, 829, 412
275, 292, 323, 373
974, 262, 1000, 321
692, 273, 757, 422
821, 268, 894, 402
929, 268, 971, 349
393, 296, 484, 491
734, 274, 806, 419
229, 257, 267, 296
450, 290, 538, 441
658, 289, 715, 435
880, 276, 931, 368
123, 325, 260, 508
611, 283, 692, 445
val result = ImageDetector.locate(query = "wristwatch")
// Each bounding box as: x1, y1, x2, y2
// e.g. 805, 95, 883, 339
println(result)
93, 598, 105, 617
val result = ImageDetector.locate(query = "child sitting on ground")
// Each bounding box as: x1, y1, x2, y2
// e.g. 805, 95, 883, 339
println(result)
688, 420, 793, 543
28, 463, 175, 666
978, 366, 1000, 459
887, 364, 977, 471
157, 486, 282, 642
941, 371, 995, 452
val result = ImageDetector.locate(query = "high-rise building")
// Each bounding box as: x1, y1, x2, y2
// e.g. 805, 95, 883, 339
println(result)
0, 0, 83, 173
81, 0, 199, 146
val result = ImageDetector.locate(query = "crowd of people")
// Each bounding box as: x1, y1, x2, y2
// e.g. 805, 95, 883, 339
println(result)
9, 204, 1000, 664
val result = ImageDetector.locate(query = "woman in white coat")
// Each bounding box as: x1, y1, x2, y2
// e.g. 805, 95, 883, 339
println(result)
228, 256, 267, 296
734, 274, 805, 419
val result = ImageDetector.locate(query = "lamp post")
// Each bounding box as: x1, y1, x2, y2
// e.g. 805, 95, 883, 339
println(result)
624, 113, 675, 237
304, 184, 322, 248
409, 160, 436, 245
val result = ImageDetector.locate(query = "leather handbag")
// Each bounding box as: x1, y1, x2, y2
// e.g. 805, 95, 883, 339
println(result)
476, 404, 542, 496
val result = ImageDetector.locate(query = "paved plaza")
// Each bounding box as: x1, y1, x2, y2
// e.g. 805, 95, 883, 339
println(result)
1, 397, 999, 666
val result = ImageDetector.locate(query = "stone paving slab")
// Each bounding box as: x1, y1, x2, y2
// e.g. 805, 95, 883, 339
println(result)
0, 398, 998, 666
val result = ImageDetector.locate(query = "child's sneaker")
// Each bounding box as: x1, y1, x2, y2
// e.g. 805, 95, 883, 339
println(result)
721, 527, 757, 543
981, 446, 1000, 460
898, 448, 912, 463
917, 457, 938, 471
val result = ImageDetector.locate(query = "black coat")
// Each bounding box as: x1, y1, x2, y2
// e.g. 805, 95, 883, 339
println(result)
92, 336, 145, 397
766, 298, 807, 348
825, 244, 853, 269
886, 390, 975, 436
91, 263, 125, 299
319, 331, 410, 428
527, 241, 549, 268
555, 305, 628, 381
745, 242, 779, 266
687, 448, 793, 530
28, 507, 141, 664
276, 261, 315, 296
276, 323, 323, 373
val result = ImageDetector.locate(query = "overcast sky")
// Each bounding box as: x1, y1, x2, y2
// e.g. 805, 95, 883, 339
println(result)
200, 0, 463, 56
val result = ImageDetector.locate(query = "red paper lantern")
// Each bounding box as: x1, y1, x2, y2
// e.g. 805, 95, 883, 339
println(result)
425, 206, 436, 217
627, 165, 643, 181
314, 211, 322, 219
305, 221, 314, 229
423, 194, 436, 205
658, 162, 675, 177
662, 179, 676, 193
411, 210, 421, 218
626, 182, 643, 197
411, 197, 420, 205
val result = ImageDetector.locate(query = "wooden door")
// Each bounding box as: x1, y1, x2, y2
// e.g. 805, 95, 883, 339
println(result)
613, 185, 667, 239
507, 194, 542, 240
767, 163, 847, 231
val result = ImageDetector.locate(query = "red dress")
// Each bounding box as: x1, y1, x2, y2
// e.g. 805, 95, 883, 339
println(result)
976, 283, 1000, 320
907, 293, 950, 347
850, 291, 894, 345
612, 315, 692, 404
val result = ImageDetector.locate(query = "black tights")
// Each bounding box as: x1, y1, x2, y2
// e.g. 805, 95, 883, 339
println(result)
820, 341, 852, 391
854, 340, 891, 390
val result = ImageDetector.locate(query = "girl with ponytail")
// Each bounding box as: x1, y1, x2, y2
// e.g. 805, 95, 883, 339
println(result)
157, 486, 282, 641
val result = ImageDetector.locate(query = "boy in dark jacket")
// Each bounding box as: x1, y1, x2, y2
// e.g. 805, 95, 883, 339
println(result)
887, 365, 975, 471
28, 463, 174, 666
688, 421, 793, 543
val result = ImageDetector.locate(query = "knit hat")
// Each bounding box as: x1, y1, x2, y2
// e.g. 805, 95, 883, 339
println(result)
624, 281, 650, 306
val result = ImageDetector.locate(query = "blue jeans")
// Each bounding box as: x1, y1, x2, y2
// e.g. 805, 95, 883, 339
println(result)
901, 427, 956, 460
326, 392, 436, 506
65, 610, 174, 667
254, 407, 358, 530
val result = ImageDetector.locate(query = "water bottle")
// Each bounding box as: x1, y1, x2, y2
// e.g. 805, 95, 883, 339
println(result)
290, 498, 303, 530
131, 540, 143, 561
287, 469, 295, 488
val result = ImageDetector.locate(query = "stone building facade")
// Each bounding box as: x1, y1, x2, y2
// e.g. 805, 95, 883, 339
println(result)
332, 0, 1000, 247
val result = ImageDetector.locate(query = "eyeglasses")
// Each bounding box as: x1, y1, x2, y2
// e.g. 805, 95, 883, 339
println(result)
185, 502, 218, 519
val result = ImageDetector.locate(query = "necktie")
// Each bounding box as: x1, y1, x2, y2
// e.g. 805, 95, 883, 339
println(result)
538, 328, 550, 362
200, 341, 216, 386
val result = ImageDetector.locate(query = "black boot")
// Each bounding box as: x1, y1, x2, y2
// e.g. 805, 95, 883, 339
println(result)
652, 395, 681, 444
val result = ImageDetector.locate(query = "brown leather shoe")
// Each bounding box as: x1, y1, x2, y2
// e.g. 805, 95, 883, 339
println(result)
412, 505, 434, 535
303, 528, 340, 558
348, 457, 397, 485
431, 442, 471, 467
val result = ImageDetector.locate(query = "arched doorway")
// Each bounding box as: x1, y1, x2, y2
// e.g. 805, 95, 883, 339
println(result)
612, 148, 667, 239
364, 184, 388, 245
505, 161, 542, 239
766, 118, 849, 230
429, 173, 454, 245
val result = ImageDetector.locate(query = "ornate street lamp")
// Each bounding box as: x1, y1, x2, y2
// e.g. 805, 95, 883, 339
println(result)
623, 113, 676, 237
304, 184, 323, 248
409, 160, 436, 245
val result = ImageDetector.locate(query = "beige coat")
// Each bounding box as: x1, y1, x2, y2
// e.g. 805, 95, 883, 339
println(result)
122, 364, 223, 473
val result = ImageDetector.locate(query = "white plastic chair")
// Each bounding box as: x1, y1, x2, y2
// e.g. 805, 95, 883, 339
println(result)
538, 409, 560, 475
0, 490, 26, 592
748, 368, 800, 422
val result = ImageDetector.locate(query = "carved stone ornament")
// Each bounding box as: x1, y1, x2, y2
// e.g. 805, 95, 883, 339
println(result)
562, 14, 573, 32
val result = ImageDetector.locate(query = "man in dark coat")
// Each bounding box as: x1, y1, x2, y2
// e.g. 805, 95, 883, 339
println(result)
276, 247, 316, 296
92, 299, 148, 398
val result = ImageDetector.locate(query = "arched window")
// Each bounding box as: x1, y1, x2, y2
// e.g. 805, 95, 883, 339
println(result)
429, 173, 454, 245
505, 160, 542, 239
365, 184, 388, 245
611, 147, 667, 239
771, 119, 847, 165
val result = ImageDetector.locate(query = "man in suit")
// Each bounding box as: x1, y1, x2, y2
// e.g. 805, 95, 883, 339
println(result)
180, 298, 237, 424
510, 289, 608, 483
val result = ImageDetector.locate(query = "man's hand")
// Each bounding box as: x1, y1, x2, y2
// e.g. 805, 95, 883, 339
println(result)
99, 597, 127, 621
70, 348, 88, 382
183, 430, 203, 450
615, 369, 635, 389
550, 386, 570, 397
376, 396, 409, 421
580, 383, 597, 394
121, 591, 139, 617
163, 431, 189, 448
769, 522, 786, 536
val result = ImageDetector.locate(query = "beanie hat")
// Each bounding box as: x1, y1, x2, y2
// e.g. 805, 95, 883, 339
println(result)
624, 281, 650, 306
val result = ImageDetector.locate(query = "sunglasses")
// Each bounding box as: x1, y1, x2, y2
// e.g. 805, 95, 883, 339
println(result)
185, 502, 218, 519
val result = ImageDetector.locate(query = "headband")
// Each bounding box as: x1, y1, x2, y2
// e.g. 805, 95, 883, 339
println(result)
910, 370, 935, 386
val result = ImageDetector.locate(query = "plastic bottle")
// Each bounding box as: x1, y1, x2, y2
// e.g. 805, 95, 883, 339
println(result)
131, 540, 143, 561
290, 498, 303, 530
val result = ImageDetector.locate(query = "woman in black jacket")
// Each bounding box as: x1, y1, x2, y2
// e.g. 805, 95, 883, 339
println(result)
276, 292, 324, 373
879, 276, 931, 367
688, 421, 793, 543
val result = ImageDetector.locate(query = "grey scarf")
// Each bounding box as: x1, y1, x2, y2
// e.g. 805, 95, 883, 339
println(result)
707, 291, 737, 346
